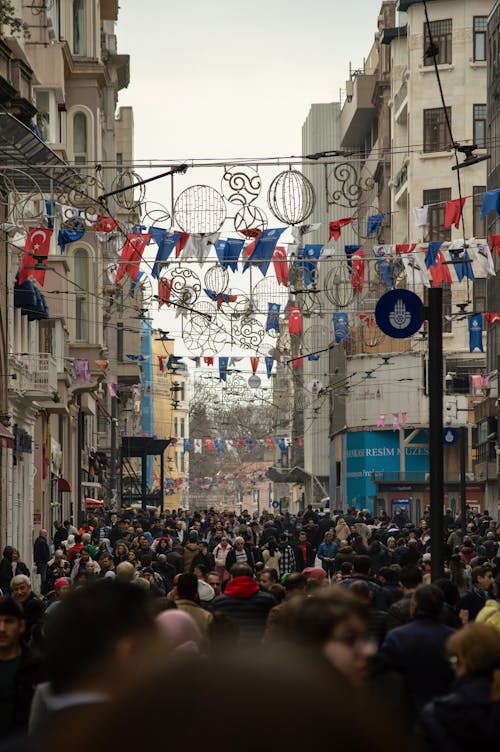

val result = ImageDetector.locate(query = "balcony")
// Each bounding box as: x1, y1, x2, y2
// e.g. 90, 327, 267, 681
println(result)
340, 73, 377, 148
9, 353, 57, 399
474, 439, 497, 482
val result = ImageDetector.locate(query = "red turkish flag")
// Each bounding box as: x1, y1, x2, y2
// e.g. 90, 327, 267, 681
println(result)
250, 357, 259, 374
288, 306, 303, 336
429, 250, 452, 287
94, 215, 117, 233
265, 438, 275, 449
484, 312, 500, 324
115, 233, 151, 283
158, 277, 173, 307
351, 248, 365, 294
489, 235, 500, 257
175, 233, 190, 258
272, 246, 288, 286
203, 357, 214, 366
328, 217, 355, 241
396, 244, 417, 255
18, 227, 53, 285
444, 198, 466, 229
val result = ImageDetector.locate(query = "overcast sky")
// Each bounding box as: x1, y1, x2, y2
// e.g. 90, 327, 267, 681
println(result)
116, 0, 383, 164
115, 1, 384, 360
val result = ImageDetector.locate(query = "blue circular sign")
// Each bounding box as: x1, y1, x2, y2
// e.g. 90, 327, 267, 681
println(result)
271, 500, 279, 508
375, 289, 423, 339
443, 428, 458, 445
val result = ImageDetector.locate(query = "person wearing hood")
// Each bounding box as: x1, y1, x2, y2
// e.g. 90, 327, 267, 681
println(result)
210, 563, 275, 642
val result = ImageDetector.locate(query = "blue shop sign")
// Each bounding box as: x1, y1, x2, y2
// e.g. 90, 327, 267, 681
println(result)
346, 430, 429, 513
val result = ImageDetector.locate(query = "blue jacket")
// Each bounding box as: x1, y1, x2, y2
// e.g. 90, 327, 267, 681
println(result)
379, 617, 455, 712
317, 541, 338, 568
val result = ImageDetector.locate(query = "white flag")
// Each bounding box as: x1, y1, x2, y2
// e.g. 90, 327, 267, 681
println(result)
401, 251, 430, 287
472, 242, 495, 276
194, 439, 202, 454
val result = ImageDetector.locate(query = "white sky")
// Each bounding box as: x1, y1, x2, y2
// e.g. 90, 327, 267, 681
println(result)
116, 0, 383, 163
115, 0, 384, 372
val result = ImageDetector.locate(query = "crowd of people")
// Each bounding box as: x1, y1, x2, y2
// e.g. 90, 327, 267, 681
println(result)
0, 503, 498, 750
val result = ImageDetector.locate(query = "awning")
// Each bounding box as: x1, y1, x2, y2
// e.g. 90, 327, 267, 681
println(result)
266, 466, 310, 484
0, 111, 79, 193
85, 497, 104, 508
57, 477, 71, 492
14, 278, 48, 320
0, 423, 14, 449
121, 436, 171, 458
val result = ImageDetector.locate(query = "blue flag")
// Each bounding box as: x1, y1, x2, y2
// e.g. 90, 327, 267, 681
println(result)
58, 220, 85, 252
373, 246, 394, 290
130, 270, 145, 298
424, 241, 443, 268
214, 439, 224, 453
367, 213, 384, 237
183, 438, 191, 453
219, 356, 229, 382
246, 439, 253, 449
265, 356, 274, 378
243, 228, 286, 276
300, 244, 323, 286
45, 200, 54, 229
308, 354, 320, 361
266, 302, 280, 333
151, 228, 180, 278
452, 249, 475, 282
468, 314, 483, 352
480, 189, 500, 219
215, 238, 244, 271
333, 313, 349, 343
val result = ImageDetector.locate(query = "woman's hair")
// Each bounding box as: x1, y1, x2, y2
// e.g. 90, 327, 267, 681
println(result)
280, 588, 368, 647
447, 622, 500, 677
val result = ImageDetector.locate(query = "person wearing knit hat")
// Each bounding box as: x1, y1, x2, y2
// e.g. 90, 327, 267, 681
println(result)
45, 578, 72, 618
302, 567, 328, 583
155, 609, 204, 654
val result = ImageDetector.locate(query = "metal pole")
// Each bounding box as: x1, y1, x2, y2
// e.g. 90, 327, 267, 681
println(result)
427, 287, 445, 580
497, 356, 500, 521
110, 397, 117, 508
77, 396, 83, 527
460, 425, 467, 536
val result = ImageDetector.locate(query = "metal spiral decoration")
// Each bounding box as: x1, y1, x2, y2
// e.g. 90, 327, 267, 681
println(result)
161, 267, 201, 310
221, 165, 261, 205
109, 169, 145, 210
204, 264, 229, 295
231, 316, 265, 350
141, 201, 171, 227
233, 204, 267, 235
174, 185, 226, 234
267, 169, 315, 225
0, 169, 45, 226
326, 162, 375, 209
182, 307, 227, 357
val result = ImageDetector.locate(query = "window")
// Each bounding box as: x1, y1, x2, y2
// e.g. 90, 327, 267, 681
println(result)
180, 418, 185, 438
474, 17, 487, 62
35, 90, 52, 142
174, 417, 178, 436
473, 104, 487, 148
74, 249, 89, 341
73, 112, 87, 164
424, 19, 452, 65
424, 107, 451, 152
423, 188, 451, 242
473, 278, 487, 314
73, 0, 85, 55
179, 383, 185, 402
473, 186, 488, 238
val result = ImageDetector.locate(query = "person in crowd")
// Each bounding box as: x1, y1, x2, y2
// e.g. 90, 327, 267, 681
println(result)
386, 566, 423, 630
280, 588, 376, 688
317, 530, 338, 579
458, 564, 494, 622
379, 585, 455, 715
260, 537, 282, 572
11, 575, 45, 643
155, 608, 204, 654
0, 548, 15, 596
264, 572, 307, 642
52, 522, 67, 551
338, 555, 387, 609
277, 533, 296, 577
293, 530, 315, 570
212, 535, 231, 581
33, 531, 50, 593
259, 568, 279, 592
182, 531, 201, 573
174, 573, 213, 636
378, 566, 403, 606
0, 597, 40, 741
210, 563, 274, 642
349, 580, 389, 647
417, 623, 500, 750
28, 579, 157, 738
224, 536, 255, 571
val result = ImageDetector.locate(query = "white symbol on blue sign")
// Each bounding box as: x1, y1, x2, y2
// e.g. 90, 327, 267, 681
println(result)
389, 300, 411, 330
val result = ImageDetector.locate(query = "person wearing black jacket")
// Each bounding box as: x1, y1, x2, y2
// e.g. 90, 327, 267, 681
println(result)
294, 531, 315, 570
0, 596, 40, 741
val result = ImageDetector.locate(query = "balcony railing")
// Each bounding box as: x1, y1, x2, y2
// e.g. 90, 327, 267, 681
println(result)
475, 440, 497, 464
9, 353, 57, 398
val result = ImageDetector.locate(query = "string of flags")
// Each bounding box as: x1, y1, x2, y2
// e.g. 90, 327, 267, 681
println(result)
180, 436, 303, 453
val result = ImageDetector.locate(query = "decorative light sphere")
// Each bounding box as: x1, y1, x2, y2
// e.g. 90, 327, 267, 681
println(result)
267, 169, 316, 225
